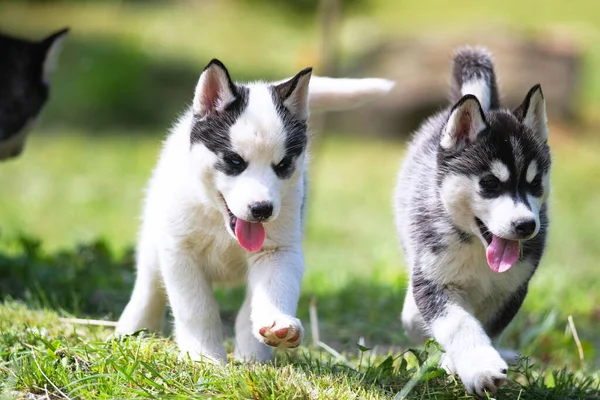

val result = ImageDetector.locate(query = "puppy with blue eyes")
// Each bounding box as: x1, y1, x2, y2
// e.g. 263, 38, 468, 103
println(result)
116, 59, 394, 362
394, 47, 551, 396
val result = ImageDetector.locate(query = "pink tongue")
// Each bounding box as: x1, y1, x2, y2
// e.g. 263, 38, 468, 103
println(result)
486, 235, 520, 273
234, 219, 266, 252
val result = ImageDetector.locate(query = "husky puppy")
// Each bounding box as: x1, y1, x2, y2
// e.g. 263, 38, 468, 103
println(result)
0, 28, 69, 161
116, 59, 394, 362
394, 47, 551, 396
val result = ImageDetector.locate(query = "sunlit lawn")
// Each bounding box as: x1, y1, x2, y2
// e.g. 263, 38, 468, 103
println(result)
1, 127, 599, 398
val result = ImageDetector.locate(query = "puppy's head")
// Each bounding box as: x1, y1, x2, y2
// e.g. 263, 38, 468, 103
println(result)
189, 59, 311, 252
0, 28, 68, 161
438, 85, 551, 273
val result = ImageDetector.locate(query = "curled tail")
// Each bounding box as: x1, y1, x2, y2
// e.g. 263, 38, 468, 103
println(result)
451, 46, 499, 111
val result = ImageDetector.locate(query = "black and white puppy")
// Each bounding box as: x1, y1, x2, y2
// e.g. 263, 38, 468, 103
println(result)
116, 59, 394, 362
395, 47, 551, 396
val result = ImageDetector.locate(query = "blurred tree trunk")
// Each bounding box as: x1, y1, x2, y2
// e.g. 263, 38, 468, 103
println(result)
311, 0, 340, 146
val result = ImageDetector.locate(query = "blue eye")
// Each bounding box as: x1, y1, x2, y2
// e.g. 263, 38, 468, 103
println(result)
224, 154, 244, 167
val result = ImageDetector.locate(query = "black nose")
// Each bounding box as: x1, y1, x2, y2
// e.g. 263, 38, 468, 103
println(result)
513, 219, 537, 237
250, 202, 273, 221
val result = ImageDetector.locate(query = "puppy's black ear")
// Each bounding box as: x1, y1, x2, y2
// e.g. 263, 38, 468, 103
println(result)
193, 59, 237, 117
39, 27, 69, 83
514, 84, 548, 142
273, 67, 312, 121
440, 94, 487, 151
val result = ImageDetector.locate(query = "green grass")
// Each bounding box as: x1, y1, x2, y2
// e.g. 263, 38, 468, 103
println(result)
1, 131, 600, 398
1, 302, 598, 399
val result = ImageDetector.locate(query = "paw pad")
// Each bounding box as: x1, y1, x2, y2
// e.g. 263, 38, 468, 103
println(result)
257, 317, 303, 348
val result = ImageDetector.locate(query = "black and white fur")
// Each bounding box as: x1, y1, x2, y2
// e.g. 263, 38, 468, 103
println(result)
116, 59, 394, 362
394, 47, 551, 396
0, 28, 68, 161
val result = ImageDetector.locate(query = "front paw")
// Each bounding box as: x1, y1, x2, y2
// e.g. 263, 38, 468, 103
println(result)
454, 346, 508, 397
256, 316, 303, 348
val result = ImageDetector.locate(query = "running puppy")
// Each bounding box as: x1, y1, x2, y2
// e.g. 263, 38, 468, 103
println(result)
394, 47, 550, 396
116, 59, 394, 362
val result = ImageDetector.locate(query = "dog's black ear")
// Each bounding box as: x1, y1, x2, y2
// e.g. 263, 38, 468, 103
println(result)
193, 59, 237, 117
39, 27, 69, 84
514, 84, 548, 142
273, 67, 312, 121
440, 94, 487, 150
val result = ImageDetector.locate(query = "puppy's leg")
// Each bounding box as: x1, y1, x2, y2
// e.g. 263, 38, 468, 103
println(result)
116, 237, 166, 334
247, 249, 304, 350
413, 273, 507, 397
489, 283, 529, 366
234, 289, 272, 362
401, 283, 429, 343
160, 249, 226, 362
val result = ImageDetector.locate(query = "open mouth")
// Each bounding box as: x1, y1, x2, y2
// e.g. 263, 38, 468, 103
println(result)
224, 201, 237, 233
220, 194, 266, 253
475, 218, 520, 274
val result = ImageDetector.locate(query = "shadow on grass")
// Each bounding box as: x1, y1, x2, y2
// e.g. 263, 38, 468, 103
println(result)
1, 235, 598, 369
0, 235, 407, 347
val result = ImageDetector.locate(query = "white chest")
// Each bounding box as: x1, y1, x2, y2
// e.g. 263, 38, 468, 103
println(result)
421, 239, 533, 316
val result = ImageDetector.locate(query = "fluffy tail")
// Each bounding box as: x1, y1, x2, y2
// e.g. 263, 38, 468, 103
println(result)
307, 76, 395, 113
451, 46, 499, 111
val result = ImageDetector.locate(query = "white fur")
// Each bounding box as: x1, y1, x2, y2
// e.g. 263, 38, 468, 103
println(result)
477, 195, 539, 240
116, 71, 394, 362
490, 160, 510, 182
432, 304, 508, 396
526, 160, 538, 183
306, 77, 395, 112
461, 79, 491, 111
217, 85, 290, 223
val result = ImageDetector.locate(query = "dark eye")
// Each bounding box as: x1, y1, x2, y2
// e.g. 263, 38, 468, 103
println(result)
480, 175, 501, 191
274, 156, 293, 171
530, 175, 542, 190
224, 153, 245, 167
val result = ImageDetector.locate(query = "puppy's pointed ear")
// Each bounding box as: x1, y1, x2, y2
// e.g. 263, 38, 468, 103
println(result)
514, 84, 548, 142
273, 67, 312, 121
193, 59, 237, 117
440, 95, 487, 150
40, 27, 69, 84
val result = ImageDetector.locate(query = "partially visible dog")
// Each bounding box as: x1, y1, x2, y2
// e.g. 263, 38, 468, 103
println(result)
394, 47, 551, 396
116, 59, 394, 362
0, 28, 69, 161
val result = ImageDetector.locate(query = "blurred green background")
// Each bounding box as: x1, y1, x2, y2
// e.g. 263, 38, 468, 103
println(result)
1, 0, 599, 371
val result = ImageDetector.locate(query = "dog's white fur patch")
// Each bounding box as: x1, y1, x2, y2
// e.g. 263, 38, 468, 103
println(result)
490, 160, 510, 182
222, 85, 289, 222
461, 78, 491, 111
476, 195, 539, 240
526, 160, 538, 183
305, 77, 394, 112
